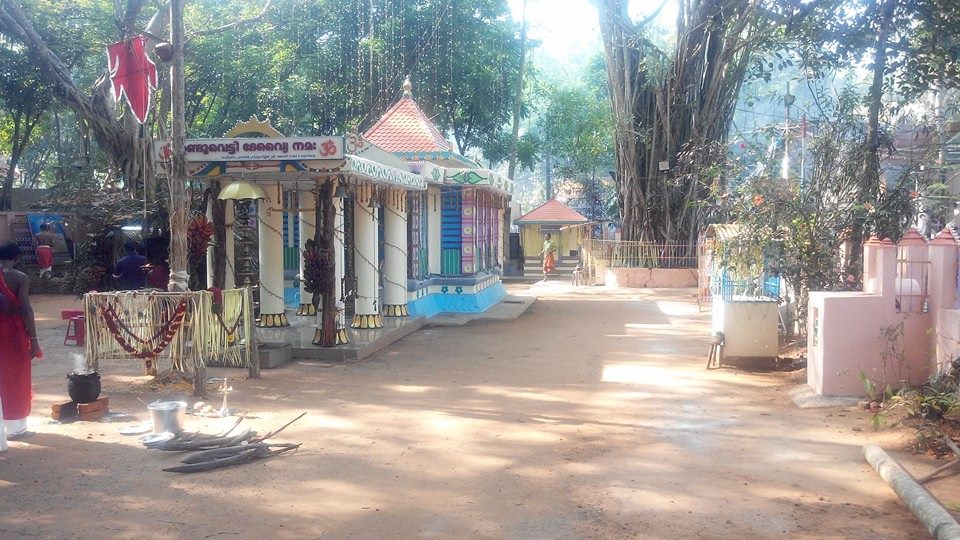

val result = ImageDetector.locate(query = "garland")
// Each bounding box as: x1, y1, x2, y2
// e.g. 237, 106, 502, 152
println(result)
101, 298, 188, 360
209, 288, 241, 342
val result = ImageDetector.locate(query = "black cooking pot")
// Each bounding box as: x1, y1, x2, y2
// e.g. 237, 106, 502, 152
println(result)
67, 371, 101, 403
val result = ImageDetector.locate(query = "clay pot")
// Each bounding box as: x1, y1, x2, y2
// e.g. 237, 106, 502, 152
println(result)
67, 371, 101, 403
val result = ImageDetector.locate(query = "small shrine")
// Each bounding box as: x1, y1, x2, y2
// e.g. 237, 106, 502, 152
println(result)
515, 198, 589, 264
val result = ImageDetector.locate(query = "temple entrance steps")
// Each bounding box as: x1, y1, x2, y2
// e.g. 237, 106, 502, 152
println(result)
521, 257, 579, 279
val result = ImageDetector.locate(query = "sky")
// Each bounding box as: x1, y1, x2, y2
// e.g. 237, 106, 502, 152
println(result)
507, 0, 679, 73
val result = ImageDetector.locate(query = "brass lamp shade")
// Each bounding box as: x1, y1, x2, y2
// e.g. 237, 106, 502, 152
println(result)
218, 180, 267, 200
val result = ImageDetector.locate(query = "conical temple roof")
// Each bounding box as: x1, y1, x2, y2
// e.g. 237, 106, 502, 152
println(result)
363, 77, 452, 154
515, 198, 590, 225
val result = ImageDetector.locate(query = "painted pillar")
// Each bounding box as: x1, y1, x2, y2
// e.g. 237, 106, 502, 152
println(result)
352, 184, 382, 329
427, 185, 441, 275
383, 188, 408, 317
498, 199, 505, 268
257, 186, 288, 327
297, 190, 316, 316
224, 201, 235, 289
461, 188, 476, 274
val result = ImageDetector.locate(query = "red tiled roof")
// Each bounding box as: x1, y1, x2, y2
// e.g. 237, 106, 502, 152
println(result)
363, 97, 452, 153
515, 198, 590, 224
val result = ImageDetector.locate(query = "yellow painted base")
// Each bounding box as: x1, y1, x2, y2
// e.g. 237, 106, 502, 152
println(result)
351, 313, 383, 329
310, 326, 350, 346
257, 312, 289, 328
296, 303, 317, 316
384, 304, 408, 317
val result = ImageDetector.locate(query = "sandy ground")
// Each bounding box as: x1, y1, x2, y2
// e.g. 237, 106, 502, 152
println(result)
0, 284, 948, 538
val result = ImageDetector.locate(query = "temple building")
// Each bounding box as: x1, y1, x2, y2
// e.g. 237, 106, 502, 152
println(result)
159, 78, 510, 355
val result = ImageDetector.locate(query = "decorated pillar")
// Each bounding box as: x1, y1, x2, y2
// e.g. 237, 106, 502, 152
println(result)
257, 185, 288, 327
224, 201, 236, 289
383, 188, 408, 317
352, 184, 382, 329
297, 190, 316, 316
461, 188, 477, 274
427, 185, 441, 275
498, 198, 506, 268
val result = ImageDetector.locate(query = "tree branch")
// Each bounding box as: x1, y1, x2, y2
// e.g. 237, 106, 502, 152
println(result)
192, 0, 273, 37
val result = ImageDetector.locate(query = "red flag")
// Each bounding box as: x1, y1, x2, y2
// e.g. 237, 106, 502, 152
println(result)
106, 36, 158, 124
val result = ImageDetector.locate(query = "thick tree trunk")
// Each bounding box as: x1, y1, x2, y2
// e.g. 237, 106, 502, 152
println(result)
597, 0, 758, 244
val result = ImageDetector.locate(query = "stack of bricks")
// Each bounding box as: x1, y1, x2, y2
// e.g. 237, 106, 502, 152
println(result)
51, 396, 109, 422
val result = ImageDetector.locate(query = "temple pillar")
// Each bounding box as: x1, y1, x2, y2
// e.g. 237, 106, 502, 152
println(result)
206, 198, 214, 287
352, 184, 382, 329
224, 201, 236, 289
498, 199, 505, 268
334, 194, 348, 343
257, 187, 288, 327
427, 185, 441, 275
383, 188, 408, 317
297, 191, 316, 316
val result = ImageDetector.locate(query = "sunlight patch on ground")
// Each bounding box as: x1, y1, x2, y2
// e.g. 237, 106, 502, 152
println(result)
381, 384, 435, 393
601, 363, 694, 387
655, 300, 701, 317
470, 386, 569, 403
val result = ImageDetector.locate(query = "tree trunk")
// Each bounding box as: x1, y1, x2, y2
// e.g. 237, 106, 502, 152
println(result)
846, 0, 897, 275
597, 0, 759, 244
167, 0, 189, 292
317, 179, 336, 347
0, 0, 152, 194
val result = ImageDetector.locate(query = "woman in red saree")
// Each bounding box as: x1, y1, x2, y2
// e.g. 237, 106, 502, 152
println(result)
0, 242, 42, 449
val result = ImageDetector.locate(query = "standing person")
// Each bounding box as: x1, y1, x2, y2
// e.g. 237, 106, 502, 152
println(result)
34, 222, 55, 279
0, 242, 42, 445
539, 233, 557, 281
113, 241, 147, 290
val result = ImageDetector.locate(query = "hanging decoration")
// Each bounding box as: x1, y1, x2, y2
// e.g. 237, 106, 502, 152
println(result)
106, 36, 158, 124
100, 299, 189, 364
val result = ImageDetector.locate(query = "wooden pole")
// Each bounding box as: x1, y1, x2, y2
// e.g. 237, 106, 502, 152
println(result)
168, 0, 189, 293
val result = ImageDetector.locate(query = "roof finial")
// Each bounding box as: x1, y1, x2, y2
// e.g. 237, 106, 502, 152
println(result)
402, 76, 413, 98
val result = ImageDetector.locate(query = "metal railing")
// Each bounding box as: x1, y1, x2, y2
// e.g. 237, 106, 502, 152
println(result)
580, 238, 698, 284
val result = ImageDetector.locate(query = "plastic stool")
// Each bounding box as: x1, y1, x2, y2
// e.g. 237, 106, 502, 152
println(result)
65, 315, 85, 346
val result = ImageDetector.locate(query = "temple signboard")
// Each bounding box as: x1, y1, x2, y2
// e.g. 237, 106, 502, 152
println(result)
154, 136, 345, 162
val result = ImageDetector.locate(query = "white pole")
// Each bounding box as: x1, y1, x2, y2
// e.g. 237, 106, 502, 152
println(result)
297, 191, 316, 316
383, 188, 408, 316
257, 186, 287, 327
427, 185, 441, 275
353, 184, 382, 329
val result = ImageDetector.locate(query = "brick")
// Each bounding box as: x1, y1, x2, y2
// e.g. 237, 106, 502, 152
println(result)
78, 408, 107, 422
77, 396, 109, 414
52, 400, 78, 421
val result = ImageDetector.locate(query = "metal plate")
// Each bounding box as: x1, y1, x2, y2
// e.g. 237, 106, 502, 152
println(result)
119, 423, 152, 435
139, 432, 175, 445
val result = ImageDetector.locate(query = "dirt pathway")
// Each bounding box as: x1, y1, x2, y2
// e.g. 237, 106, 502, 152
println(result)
0, 286, 926, 538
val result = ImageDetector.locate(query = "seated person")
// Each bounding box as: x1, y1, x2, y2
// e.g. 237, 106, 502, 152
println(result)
113, 241, 147, 290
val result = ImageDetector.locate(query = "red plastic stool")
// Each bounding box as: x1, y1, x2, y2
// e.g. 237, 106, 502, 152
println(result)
65, 315, 85, 346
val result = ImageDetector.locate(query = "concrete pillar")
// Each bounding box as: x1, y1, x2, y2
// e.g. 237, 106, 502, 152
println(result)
427, 185, 441, 275
863, 236, 880, 293
498, 199, 505, 268
383, 188, 408, 317
257, 187, 288, 327
334, 195, 348, 343
928, 229, 957, 313
876, 238, 897, 299
224, 201, 235, 289
206, 198, 214, 287
297, 191, 316, 316
352, 184, 382, 329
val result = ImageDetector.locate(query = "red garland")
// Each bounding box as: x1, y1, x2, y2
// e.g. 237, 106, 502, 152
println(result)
101, 299, 188, 360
